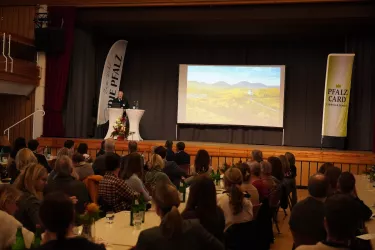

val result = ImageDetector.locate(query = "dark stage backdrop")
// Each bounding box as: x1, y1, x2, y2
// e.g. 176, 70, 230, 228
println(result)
64, 33, 375, 151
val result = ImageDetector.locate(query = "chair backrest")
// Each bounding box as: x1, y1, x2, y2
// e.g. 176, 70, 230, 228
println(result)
225, 220, 257, 250
83, 175, 103, 204
252, 203, 262, 220
179, 164, 190, 175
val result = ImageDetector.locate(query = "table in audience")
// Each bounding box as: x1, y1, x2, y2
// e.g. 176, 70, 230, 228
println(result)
355, 175, 375, 247
95, 203, 187, 249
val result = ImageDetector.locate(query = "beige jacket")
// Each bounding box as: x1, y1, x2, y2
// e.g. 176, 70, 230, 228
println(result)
296, 242, 349, 250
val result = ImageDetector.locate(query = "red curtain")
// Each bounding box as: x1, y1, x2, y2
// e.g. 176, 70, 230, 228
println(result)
43, 7, 76, 137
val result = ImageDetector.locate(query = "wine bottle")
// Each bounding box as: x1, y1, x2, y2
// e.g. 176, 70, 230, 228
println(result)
130, 196, 139, 226
30, 225, 42, 248
12, 227, 25, 250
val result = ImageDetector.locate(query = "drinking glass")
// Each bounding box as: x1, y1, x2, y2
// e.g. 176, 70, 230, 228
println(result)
106, 211, 115, 224
134, 212, 142, 230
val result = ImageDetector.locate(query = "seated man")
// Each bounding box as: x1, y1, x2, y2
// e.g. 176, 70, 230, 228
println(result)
290, 173, 329, 248
98, 152, 136, 212
296, 194, 360, 250
154, 146, 187, 188
44, 155, 90, 214
120, 141, 144, 178
174, 142, 190, 166
165, 140, 175, 162
93, 139, 116, 176
27, 139, 51, 173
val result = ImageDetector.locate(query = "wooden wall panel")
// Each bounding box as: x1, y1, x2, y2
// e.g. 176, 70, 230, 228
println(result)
0, 91, 35, 144
0, 6, 35, 44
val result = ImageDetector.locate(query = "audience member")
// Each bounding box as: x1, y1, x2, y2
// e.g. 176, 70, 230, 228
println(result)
154, 146, 187, 188
8, 148, 38, 183
279, 154, 297, 208
337, 172, 372, 222
258, 161, 278, 202
251, 149, 263, 163
296, 194, 360, 250
7, 137, 27, 182
93, 139, 115, 176
48, 147, 78, 182
136, 183, 224, 250
289, 173, 329, 248
38, 192, 105, 249
72, 153, 94, 181
165, 140, 175, 162
174, 142, 190, 166
324, 166, 341, 196
250, 160, 267, 201
77, 143, 92, 163
182, 175, 225, 242
14, 163, 48, 232
184, 149, 211, 186
268, 156, 284, 182
44, 156, 90, 214
98, 152, 136, 212
237, 162, 259, 205
0, 185, 34, 249
145, 154, 172, 192
96, 140, 106, 157
64, 140, 75, 153
318, 163, 334, 174
285, 152, 298, 207
121, 153, 151, 202
28, 139, 51, 173
120, 141, 144, 177
217, 168, 253, 231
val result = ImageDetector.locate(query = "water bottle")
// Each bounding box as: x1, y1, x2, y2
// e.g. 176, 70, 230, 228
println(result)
30, 225, 42, 248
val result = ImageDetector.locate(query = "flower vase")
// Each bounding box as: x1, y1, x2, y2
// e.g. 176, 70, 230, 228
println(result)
117, 135, 125, 141
81, 222, 95, 241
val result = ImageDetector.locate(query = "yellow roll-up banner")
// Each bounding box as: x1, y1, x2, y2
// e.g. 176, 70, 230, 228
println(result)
322, 54, 355, 137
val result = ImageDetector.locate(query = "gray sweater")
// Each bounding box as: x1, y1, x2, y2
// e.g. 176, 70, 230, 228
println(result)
125, 174, 151, 201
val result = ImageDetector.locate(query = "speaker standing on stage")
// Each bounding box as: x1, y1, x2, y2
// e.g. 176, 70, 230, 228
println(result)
109, 91, 129, 109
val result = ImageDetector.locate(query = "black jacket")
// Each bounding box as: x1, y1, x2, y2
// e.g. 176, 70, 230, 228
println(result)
109, 98, 129, 109
34, 152, 52, 173
44, 174, 90, 214
162, 160, 187, 188
166, 149, 175, 162
136, 219, 224, 250
175, 151, 191, 166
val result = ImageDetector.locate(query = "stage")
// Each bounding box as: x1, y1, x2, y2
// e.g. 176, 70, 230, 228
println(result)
37, 137, 375, 187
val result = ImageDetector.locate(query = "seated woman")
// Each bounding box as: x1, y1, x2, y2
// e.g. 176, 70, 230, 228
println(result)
38, 192, 105, 249
13, 163, 48, 232
72, 153, 94, 181
185, 149, 211, 186
285, 152, 298, 207
236, 162, 259, 205
217, 168, 253, 231
136, 183, 224, 250
145, 154, 171, 193
122, 153, 151, 202
77, 143, 92, 163
0, 185, 34, 249
8, 148, 37, 184
7, 137, 27, 182
182, 175, 225, 241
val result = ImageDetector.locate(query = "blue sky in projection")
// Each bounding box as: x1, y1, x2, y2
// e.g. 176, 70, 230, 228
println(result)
187, 65, 281, 86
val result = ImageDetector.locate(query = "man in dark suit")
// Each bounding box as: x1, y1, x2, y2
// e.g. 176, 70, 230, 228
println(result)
28, 139, 52, 173
109, 91, 129, 109
93, 139, 116, 176
174, 141, 190, 166
165, 140, 175, 162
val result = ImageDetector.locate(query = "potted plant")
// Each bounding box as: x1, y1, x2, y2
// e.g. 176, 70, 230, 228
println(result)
78, 203, 101, 241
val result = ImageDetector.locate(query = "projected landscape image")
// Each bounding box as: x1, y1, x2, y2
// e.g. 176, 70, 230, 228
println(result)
185, 65, 283, 127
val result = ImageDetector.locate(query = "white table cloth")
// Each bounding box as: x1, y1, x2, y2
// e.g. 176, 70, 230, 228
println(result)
125, 109, 145, 141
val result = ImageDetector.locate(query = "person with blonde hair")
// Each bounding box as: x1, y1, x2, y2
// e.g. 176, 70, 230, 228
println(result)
8, 148, 38, 183
13, 163, 48, 232
236, 162, 259, 205
0, 185, 34, 249
145, 154, 171, 193
217, 167, 253, 231
136, 183, 224, 250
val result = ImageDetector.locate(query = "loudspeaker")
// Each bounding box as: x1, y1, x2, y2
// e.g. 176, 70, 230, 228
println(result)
34, 28, 65, 54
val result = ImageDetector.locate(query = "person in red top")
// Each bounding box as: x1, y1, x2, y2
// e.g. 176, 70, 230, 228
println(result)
250, 161, 268, 202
